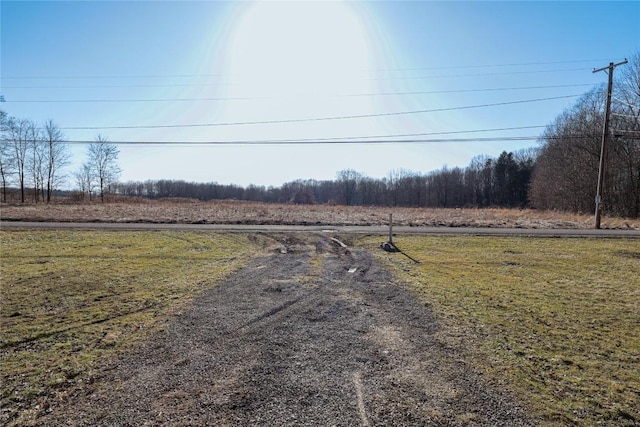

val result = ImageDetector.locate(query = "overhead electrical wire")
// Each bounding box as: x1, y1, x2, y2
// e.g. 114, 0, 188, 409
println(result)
344, 84, 593, 98
2, 84, 595, 103
32, 124, 549, 144
372, 58, 625, 72
43, 126, 573, 146
612, 112, 640, 119
1, 58, 618, 80
368, 67, 594, 81
1, 67, 599, 90
57, 94, 581, 130
52, 134, 598, 146
5, 95, 271, 103
612, 96, 640, 109
612, 129, 640, 133
265, 125, 548, 143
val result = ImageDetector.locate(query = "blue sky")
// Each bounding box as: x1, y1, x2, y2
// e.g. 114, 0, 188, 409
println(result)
1, 1, 639, 187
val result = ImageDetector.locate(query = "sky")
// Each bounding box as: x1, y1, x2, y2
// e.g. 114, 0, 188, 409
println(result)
1, 1, 639, 188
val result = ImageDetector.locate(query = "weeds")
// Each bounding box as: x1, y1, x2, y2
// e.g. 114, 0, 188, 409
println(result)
2, 200, 638, 229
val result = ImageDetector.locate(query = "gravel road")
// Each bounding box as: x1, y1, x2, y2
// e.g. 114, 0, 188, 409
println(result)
37, 234, 535, 426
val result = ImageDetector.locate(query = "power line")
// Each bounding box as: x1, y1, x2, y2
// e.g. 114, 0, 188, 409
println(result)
0, 67, 598, 90
5, 95, 271, 103
2, 84, 595, 103
257, 125, 548, 143
372, 58, 625, 72
52, 134, 597, 146
1, 58, 619, 80
612, 112, 640, 118
57, 94, 581, 130
369, 67, 593, 81
30, 124, 549, 144
612, 96, 640, 109
612, 129, 640, 134
345, 84, 593, 98
3, 82, 222, 90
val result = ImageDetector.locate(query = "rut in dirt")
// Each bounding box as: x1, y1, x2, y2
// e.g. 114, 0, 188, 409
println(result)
39, 234, 534, 426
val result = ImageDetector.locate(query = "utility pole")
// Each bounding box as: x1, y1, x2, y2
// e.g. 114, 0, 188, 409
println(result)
592, 59, 627, 229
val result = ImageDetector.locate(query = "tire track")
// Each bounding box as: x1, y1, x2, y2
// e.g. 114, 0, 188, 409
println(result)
353, 371, 371, 427
36, 234, 536, 426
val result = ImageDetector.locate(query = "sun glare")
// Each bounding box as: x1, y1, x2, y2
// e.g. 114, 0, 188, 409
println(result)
228, 1, 373, 97
209, 0, 390, 148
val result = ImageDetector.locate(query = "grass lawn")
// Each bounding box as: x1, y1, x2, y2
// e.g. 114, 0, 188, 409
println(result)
363, 235, 640, 426
0, 230, 255, 425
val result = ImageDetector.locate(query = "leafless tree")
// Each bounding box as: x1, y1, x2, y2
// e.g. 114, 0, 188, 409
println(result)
531, 51, 640, 217
41, 120, 70, 203
335, 169, 363, 206
28, 127, 46, 203
87, 135, 121, 202
7, 118, 37, 203
386, 169, 413, 206
530, 88, 604, 212
0, 110, 15, 202
610, 52, 640, 217
74, 163, 96, 201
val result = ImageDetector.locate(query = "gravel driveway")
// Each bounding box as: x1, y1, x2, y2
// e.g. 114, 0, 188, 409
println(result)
38, 234, 535, 426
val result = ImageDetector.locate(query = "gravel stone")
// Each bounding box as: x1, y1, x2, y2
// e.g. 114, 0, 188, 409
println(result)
38, 234, 536, 426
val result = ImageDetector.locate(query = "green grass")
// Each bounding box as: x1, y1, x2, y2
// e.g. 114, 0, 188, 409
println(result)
362, 235, 640, 426
0, 230, 255, 425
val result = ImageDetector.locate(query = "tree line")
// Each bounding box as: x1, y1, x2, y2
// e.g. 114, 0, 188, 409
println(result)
531, 53, 640, 218
0, 111, 121, 203
114, 54, 640, 217
112, 149, 536, 209
2, 52, 638, 217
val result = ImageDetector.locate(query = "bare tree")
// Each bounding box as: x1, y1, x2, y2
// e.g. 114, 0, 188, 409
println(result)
87, 135, 121, 202
7, 118, 36, 203
386, 169, 407, 206
42, 120, 70, 203
0, 110, 15, 202
74, 163, 96, 201
531, 51, 640, 217
611, 52, 640, 217
530, 87, 605, 212
335, 169, 363, 206
28, 126, 45, 203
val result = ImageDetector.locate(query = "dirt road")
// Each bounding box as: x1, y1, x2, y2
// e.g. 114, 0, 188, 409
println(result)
37, 234, 534, 426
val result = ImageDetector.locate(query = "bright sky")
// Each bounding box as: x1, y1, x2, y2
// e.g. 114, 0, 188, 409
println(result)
1, 1, 639, 187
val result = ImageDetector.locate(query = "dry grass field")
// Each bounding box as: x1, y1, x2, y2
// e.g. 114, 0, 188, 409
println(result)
0, 230, 256, 425
364, 235, 640, 426
2, 198, 639, 229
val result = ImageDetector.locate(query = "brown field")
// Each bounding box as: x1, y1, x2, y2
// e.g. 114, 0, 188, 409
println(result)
2, 199, 639, 229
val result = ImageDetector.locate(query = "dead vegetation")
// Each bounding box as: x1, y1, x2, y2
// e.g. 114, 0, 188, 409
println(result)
2, 199, 638, 229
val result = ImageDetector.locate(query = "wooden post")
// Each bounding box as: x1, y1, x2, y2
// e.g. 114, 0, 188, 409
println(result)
592, 59, 628, 229
388, 213, 393, 244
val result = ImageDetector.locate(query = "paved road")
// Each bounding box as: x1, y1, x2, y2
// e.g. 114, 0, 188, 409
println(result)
1, 220, 639, 237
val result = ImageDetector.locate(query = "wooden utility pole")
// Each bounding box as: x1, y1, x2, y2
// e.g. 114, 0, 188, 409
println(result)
592, 59, 627, 229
